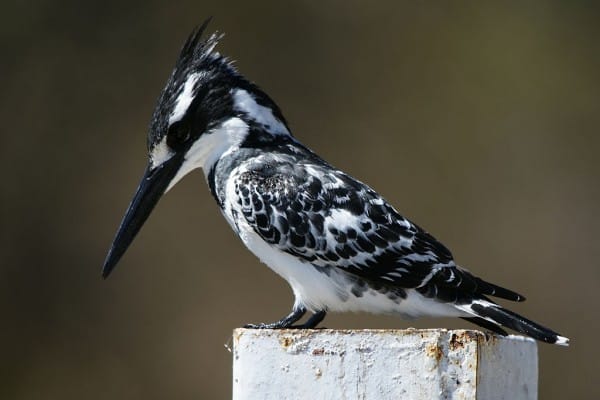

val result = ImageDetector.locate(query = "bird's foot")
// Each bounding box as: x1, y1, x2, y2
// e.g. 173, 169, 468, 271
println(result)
244, 322, 288, 329
244, 307, 307, 329
289, 310, 327, 329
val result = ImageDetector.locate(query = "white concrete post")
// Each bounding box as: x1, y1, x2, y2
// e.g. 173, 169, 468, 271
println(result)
232, 328, 537, 400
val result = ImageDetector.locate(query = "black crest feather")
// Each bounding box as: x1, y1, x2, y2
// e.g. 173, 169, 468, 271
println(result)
175, 17, 224, 72
148, 18, 234, 150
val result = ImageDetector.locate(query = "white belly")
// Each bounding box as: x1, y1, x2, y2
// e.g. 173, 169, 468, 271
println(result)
234, 217, 465, 319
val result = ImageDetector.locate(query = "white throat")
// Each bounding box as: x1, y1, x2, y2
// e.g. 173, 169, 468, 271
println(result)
166, 116, 248, 191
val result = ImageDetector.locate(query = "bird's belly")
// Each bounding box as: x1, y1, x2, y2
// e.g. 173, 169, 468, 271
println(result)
238, 225, 348, 312
235, 221, 464, 319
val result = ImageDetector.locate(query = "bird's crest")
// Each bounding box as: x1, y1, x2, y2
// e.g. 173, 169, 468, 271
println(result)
148, 18, 238, 152
174, 17, 227, 75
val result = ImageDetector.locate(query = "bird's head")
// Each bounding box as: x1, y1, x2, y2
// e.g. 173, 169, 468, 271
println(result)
102, 19, 291, 277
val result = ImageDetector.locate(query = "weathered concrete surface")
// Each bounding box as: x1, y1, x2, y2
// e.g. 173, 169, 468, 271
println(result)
232, 328, 537, 400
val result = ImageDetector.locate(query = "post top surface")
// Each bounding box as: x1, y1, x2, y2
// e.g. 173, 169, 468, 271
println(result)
233, 327, 536, 345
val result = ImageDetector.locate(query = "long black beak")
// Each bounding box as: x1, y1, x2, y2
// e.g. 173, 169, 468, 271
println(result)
102, 154, 184, 278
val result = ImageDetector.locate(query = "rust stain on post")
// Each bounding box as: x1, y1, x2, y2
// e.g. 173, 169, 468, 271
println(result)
449, 330, 480, 351
279, 336, 294, 349
425, 343, 443, 364
233, 329, 244, 346
312, 347, 325, 356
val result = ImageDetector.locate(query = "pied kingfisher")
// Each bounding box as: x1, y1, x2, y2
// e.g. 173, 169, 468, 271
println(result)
103, 19, 568, 346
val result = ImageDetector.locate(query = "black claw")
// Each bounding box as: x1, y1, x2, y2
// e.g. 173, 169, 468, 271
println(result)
243, 323, 272, 329
244, 307, 307, 329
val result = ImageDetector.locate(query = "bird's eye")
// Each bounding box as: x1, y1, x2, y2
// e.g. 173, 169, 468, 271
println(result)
167, 120, 191, 148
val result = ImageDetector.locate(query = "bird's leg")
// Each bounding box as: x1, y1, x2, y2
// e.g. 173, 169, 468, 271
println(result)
291, 310, 327, 329
244, 306, 307, 329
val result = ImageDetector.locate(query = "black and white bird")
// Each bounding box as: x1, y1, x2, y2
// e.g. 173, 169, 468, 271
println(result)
103, 20, 568, 346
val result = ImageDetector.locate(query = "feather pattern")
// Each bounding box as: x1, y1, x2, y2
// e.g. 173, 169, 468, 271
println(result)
223, 141, 523, 306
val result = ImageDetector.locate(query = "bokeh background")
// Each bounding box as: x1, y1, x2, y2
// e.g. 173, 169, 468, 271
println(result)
2, 1, 599, 399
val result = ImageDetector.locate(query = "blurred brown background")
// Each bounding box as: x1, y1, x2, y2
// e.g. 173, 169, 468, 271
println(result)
2, 1, 599, 399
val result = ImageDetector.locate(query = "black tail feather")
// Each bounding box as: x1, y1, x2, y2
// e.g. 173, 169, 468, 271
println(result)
470, 302, 569, 345
461, 316, 508, 336
475, 278, 526, 302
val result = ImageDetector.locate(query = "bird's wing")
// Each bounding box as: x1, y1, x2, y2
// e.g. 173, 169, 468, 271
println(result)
234, 159, 523, 303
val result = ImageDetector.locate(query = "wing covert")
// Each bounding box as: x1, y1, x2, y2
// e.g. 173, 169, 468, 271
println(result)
232, 159, 462, 290
232, 158, 524, 303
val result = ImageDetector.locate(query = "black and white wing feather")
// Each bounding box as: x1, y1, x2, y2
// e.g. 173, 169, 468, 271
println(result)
232, 147, 523, 306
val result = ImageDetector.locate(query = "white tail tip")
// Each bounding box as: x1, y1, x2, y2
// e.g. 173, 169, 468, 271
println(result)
555, 335, 570, 346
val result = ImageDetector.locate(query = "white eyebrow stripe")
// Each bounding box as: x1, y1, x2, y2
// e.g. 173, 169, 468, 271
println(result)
169, 73, 200, 124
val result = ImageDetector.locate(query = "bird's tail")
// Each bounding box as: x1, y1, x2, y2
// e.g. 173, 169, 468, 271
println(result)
459, 299, 570, 346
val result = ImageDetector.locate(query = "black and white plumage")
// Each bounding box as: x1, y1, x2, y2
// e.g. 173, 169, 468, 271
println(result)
103, 20, 569, 346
